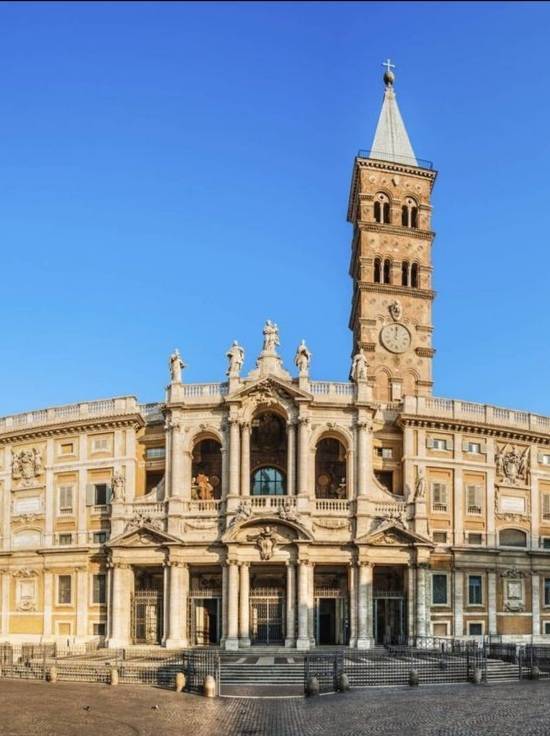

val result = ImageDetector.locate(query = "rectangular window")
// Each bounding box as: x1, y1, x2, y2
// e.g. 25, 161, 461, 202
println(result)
543, 495, 550, 521
542, 538, 550, 550
432, 438, 448, 451
59, 486, 74, 514
93, 531, 107, 544
544, 621, 550, 635
92, 437, 109, 452
467, 533, 483, 545
94, 484, 108, 506
92, 574, 106, 604
544, 579, 550, 607
468, 575, 483, 605
58, 575, 72, 605
466, 442, 482, 454
93, 622, 106, 636
466, 485, 482, 515
541, 454, 550, 466
58, 534, 72, 546
468, 622, 483, 636
432, 574, 448, 605
433, 531, 448, 544
60, 442, 74, 456
432, 483, 448, 512
146, 447, 166, 460
376, 447, 393, 459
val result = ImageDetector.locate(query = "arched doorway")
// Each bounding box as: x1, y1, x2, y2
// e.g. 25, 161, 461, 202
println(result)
250, 412, 287, 495
191, 437, 222, 500
314, 436, 347, 498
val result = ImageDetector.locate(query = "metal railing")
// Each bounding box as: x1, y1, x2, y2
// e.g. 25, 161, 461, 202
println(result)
357, 149, 434, 170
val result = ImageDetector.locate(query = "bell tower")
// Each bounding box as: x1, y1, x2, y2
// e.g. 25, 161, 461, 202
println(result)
347, 62, 437, 402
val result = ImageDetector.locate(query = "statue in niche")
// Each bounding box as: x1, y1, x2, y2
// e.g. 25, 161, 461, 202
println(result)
350, 349, 368, 382
192, 473, 214, 500
262, 320, 280, 353
226, 340, 245, 377
294, 340, 311, 376
112, 470, 126, 502
414, 469, 426, 500
169, 349, 185, 383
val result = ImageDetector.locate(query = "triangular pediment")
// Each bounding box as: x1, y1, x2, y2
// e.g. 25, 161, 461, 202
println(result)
357, 522, 433, 547
107, 524, 182, 548
229, 376, 312, 403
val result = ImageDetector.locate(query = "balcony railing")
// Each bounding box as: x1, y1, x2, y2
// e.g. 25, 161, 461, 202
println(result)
315, 499, 351, 514
357, 148, 434, 170
309, 382, 354, 399
185, 500, 222, 514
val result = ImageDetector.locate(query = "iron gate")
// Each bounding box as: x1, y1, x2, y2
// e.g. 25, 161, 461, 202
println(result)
250, 590, 284, 644
131, 590, 163, 644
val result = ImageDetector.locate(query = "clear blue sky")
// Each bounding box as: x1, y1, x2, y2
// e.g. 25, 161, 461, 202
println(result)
1, 1, 549, 416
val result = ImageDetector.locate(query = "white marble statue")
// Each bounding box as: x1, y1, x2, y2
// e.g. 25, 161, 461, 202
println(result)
294, 340, 311, 376
112, 470, 126, 502
169, 349, 185, 383
262, 320, 280, 353
350, 348, 368, 382
226, 340, 245, 377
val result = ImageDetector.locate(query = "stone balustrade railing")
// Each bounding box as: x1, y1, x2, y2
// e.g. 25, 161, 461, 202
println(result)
249, 496, 297, 510
373, 501, 407, 517
403, 395, 550, 434
184, 500, 223, 514
0, 396, 139, 434
314, 499, 351, 514
129, 501, 167, 516
309, 381, 355, 400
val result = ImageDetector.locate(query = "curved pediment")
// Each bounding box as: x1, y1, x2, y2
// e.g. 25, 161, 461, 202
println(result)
223, 515, 313, 545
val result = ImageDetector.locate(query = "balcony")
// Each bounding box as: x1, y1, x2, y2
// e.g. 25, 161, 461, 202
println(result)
314, 499, 351, 514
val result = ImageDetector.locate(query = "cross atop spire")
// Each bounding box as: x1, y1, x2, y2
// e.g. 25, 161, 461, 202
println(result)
369, 60, 417, 166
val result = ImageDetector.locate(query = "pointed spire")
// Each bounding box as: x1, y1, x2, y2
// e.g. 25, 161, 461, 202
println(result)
370, 60, 417, 167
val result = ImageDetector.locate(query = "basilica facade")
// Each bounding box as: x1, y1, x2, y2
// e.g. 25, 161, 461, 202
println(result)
1, 68, 550, 650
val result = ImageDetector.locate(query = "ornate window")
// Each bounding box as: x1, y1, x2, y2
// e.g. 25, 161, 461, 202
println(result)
374, 257, 382, 283
499, 528, 527, 547
374, 193, 391, 224
251, 467, 286, 496
411, 262, 419, 288
315, 437, 347, 499
401, 260, 410, 286
383, 258, 392, 284
401, 197, 418, 228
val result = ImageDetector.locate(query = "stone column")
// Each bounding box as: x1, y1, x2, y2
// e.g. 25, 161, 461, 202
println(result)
296, 561, 310, 650
108, 564, 131, 648
357, 562, 373, 648
166, 563, 189, 647
285, 563, 296, 647
169, 420, 185, 498
76, 568, 88, 639
240, 423, 250, 497
221, 446, 229, 499
297, 417, 310, 495
239, 563, 250, 646
43, 571, 53, 638
357, 422, 369, 497
532, 573, 541, 638
225, 561, 240, 650
488, 571, 497, 636
416, 565, 428, 639
348, 564, 357, 647
221, 565, 228, 645
286, 422, 296, 496
407, 566, 415, 639
453, 570, 464, 638
105, 567, 112, 641
308, 563, 315, 646
229, 420, 240, 496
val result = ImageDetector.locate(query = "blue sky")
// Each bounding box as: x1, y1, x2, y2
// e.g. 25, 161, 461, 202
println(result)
0, 1, 549, 415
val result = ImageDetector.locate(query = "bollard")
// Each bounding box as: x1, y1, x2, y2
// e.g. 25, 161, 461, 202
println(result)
471, 667, 482, 685
175, 672, 186, 693
408, 669, 419, 687
203, 675, 216, 698
530, 666, 541, 681
110, 667, 119, 686
47, 665, 58, 683
305, 676, 320, 696
336, 672, 350, 692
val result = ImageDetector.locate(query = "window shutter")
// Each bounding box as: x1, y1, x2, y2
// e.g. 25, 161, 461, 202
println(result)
462, 441, 470, 452
105, 484, 112, 505
544, 495, 550, 516
539, 453, 545, 464
86, 484, 95, 506
426, 437, 434, 449
446, 438, 454, 451
480, 441, 487, 454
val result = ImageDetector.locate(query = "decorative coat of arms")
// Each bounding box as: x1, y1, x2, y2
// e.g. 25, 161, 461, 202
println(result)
495, 445, 529, 485
11, 449, 43, 484
248, 526, 278, 560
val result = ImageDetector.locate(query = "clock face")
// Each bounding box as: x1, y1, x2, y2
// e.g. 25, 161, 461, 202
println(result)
380, 323, 411, 353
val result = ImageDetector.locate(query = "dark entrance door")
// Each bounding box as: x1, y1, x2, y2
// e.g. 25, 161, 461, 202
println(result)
192, 598, 220, 645
374, 598, 406, 645
318, 599, 336, 645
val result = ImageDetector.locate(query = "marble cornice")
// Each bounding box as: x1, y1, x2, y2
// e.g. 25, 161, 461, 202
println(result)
0, 414, 144, 446
355, 221, 435, 241
398, 414, 550, 446
355, 282, 435, 300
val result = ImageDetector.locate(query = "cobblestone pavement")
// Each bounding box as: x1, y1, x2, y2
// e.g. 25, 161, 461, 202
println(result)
1, 680, 550, 736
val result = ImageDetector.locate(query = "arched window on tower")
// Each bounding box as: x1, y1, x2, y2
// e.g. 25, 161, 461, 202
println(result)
402, 261, 410, 287
374, 193, 391, 224
383, 259, 391, 284
401, 197, 418, 228
411, 262, 419, 288
374, 257, 382, 283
